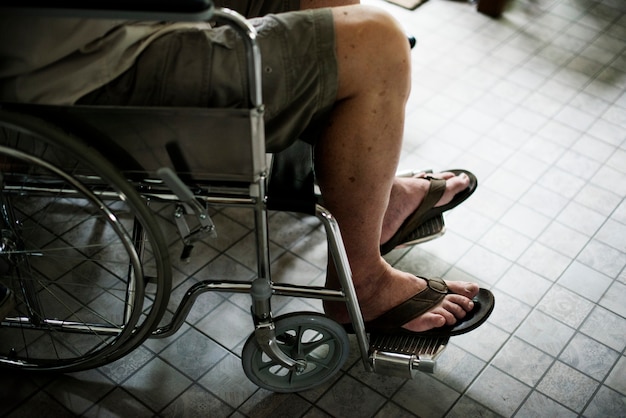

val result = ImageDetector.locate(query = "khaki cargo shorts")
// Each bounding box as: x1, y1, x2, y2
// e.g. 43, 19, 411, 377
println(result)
78, 6, 338, 153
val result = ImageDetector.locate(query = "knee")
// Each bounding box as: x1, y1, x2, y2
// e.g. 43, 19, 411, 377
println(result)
334, 6, 411, 98
362, 7, 408, 48
367, 8, 411, 82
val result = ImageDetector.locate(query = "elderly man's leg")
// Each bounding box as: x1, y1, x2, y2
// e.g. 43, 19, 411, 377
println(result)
317, 6, 478, 332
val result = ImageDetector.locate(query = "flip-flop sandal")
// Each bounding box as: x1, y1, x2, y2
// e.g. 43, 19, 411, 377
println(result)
380, 169, 477, 255
343, 277, 495, 337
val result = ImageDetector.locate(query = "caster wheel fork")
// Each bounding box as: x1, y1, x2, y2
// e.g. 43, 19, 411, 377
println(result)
241, 312, 349, 393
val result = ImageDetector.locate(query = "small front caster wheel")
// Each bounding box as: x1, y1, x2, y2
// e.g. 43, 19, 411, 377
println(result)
241, 312, 350, 393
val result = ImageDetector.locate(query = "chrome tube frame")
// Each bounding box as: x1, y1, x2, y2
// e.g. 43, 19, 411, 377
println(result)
1, 5, 375, 375
151, 203, 373, 372
212, 8, 272, 294
212, 8, 263, 109
315, 204, 372, 371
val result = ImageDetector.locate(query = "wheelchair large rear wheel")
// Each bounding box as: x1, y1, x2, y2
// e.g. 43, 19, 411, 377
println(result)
0, 110, 171, 372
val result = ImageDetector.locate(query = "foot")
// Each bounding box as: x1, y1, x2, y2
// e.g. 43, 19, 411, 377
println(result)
380, 171, 470, 245
325, 263, 480, 333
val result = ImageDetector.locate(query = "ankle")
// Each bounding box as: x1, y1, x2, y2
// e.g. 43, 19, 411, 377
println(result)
381, 178, 427, 244
351, 261, 395, 305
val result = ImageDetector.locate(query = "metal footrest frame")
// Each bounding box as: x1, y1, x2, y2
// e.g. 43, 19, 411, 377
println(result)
369, 333, 450, 377
394, 215, 446, 249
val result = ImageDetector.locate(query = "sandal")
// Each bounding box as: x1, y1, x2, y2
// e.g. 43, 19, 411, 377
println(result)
380, 169, 477, 255
344, 277, 495, 337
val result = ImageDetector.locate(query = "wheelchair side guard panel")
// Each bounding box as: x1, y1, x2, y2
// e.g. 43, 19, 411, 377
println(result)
2, 104, 268, 184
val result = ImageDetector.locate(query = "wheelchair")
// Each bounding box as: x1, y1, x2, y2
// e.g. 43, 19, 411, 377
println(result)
0, 0, 488, 393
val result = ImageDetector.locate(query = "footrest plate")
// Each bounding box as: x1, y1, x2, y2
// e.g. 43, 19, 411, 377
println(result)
394, 215, 446, 249
369, 333, 449, 377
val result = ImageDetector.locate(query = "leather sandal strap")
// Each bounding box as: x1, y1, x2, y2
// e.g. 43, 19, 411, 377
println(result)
365, 277, 448, 333
402, 177, 446, 232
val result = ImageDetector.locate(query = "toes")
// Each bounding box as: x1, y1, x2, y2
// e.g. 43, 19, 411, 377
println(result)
415, 171, 456, 181
404, 312, 446, 332
446, 281, 480, 299
428, 313, 447, 328
416, 171, 450, 179
449, 172, 470, 191
434, 295, 474, 326
437, 306, 458, 326
447, 294, 474, 313
442, 297, 469, 320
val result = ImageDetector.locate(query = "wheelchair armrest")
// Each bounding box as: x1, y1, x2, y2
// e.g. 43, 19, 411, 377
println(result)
0, 0, 215, 21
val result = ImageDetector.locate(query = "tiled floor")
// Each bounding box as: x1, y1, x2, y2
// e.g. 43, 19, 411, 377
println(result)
2, 0, 626, 416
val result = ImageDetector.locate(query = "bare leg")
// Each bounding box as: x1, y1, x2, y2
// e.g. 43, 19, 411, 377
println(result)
317, 6, 478, 332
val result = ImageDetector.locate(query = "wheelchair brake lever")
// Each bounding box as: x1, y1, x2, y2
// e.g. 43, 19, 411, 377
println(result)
158, 167, 217, 261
